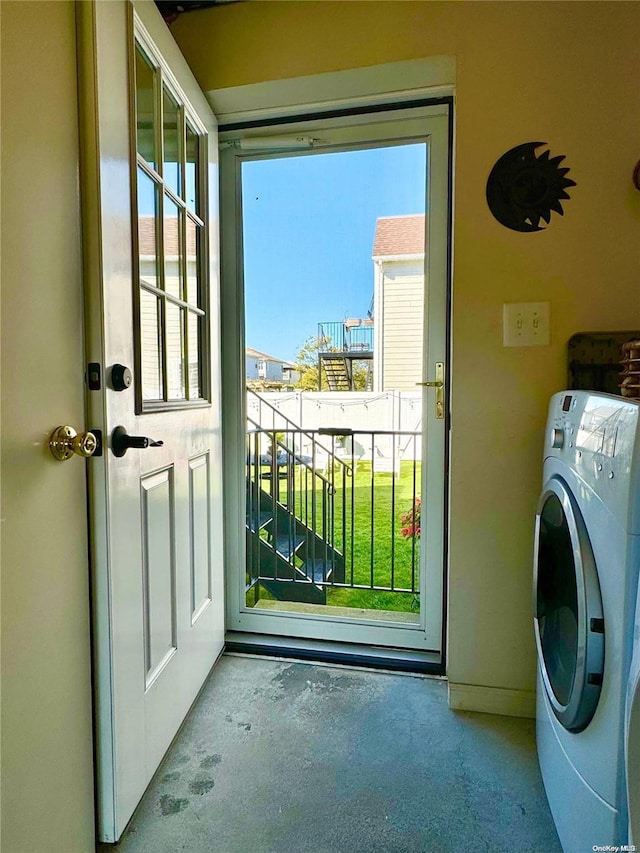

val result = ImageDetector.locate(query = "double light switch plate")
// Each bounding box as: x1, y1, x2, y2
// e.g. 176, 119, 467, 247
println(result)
503, 302, 550, 347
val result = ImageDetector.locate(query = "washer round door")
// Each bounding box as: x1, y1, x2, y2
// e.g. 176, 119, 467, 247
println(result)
533, 475, 605, 732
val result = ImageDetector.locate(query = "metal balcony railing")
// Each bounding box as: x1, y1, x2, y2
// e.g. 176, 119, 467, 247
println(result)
318, 320, 374, 354
245, 423, 421, 608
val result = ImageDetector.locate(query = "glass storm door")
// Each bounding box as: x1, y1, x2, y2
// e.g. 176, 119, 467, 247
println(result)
221, 103, 450, 656
78, 1, 224, 841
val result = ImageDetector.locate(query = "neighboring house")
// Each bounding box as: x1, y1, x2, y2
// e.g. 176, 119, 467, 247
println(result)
246, 347, 299, 388
282, 362, 301, 385
372, 214, 426, 392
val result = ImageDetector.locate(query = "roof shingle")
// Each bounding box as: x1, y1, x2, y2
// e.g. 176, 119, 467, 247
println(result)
372, 214, 426, 258
246, 347, 286, 363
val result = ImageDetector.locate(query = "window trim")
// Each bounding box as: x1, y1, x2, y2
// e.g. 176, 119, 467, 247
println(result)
130, 22, 212, 414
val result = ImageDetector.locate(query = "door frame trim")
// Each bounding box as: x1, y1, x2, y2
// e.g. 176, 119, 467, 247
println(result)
218, 69, 455, 669
207, 55, 455, 125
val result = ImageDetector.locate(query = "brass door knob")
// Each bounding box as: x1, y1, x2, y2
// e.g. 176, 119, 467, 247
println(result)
49, 425, 98, 461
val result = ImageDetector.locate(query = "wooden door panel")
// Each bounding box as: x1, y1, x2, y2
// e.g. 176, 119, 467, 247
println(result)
78, 0, 224, 841
141, 468, 176, 687
189, 453, 212, 620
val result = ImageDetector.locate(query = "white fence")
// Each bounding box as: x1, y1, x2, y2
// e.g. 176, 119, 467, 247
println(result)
247, 391, 424, 468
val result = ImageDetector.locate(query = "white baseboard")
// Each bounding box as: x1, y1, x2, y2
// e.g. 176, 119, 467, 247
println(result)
448, 682, 536, 719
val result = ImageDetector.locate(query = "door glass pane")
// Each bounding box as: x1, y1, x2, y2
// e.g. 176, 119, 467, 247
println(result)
138, 168, 158, 288
536, 493, 579, 706
241, 144, 426, 622
185, 217, 198, 305
135, 46, 157, 170
133, 52, 208, 410
188, 311, 201, 399
140, 290, 163, 400
163, 196, 182, 299
166, 303, 185, 399
162, 87, 181, 197
185, 122, 199, 213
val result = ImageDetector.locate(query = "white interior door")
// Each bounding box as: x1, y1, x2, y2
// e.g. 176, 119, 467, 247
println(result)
77, 0, 224, 841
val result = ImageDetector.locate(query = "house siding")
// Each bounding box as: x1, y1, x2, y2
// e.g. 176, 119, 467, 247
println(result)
381, 273, 424, 390
263, 360, 284, 382
245, 354, 259, 380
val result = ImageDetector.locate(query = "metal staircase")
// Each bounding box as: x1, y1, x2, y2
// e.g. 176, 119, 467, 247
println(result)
246, 403, 349, 605
317, 320, 374, 391
246, 482, 345, 604
320, 354, 352, 391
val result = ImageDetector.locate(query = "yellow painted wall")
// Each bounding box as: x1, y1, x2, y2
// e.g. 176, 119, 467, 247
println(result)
0, 2, 95, 851
172, 1, 640, 693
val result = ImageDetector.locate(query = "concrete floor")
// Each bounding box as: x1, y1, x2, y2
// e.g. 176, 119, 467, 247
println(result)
102, 654, 561, 853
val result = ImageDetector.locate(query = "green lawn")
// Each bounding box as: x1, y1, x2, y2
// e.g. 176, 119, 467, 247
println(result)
250, 459, 421, 613
327, 460, 420, 612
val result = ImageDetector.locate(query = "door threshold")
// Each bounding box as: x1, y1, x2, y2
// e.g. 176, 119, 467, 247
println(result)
253, 599, 421, 624
224, 631, 443, 675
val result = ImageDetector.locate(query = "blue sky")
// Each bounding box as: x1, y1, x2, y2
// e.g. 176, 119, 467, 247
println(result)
242, 143, 426, 363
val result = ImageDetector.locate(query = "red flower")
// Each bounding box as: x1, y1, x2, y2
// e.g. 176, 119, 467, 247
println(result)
399, 498, 421, 539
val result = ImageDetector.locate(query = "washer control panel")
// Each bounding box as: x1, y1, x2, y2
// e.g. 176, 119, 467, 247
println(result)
546, 394, 576, 455
544, 390, 640, 532
547, 392, 627, 458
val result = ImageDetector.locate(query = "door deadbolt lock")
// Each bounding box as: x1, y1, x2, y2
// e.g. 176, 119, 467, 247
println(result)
110, 363, 133, 392
49, 425, 98, 461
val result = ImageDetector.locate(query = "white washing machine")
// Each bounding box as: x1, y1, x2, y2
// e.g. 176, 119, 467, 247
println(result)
534, 390, 640, 853
626, 578, 640, 845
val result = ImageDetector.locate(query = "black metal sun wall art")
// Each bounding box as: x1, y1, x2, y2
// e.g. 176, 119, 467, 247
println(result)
486, 142, 576, 232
